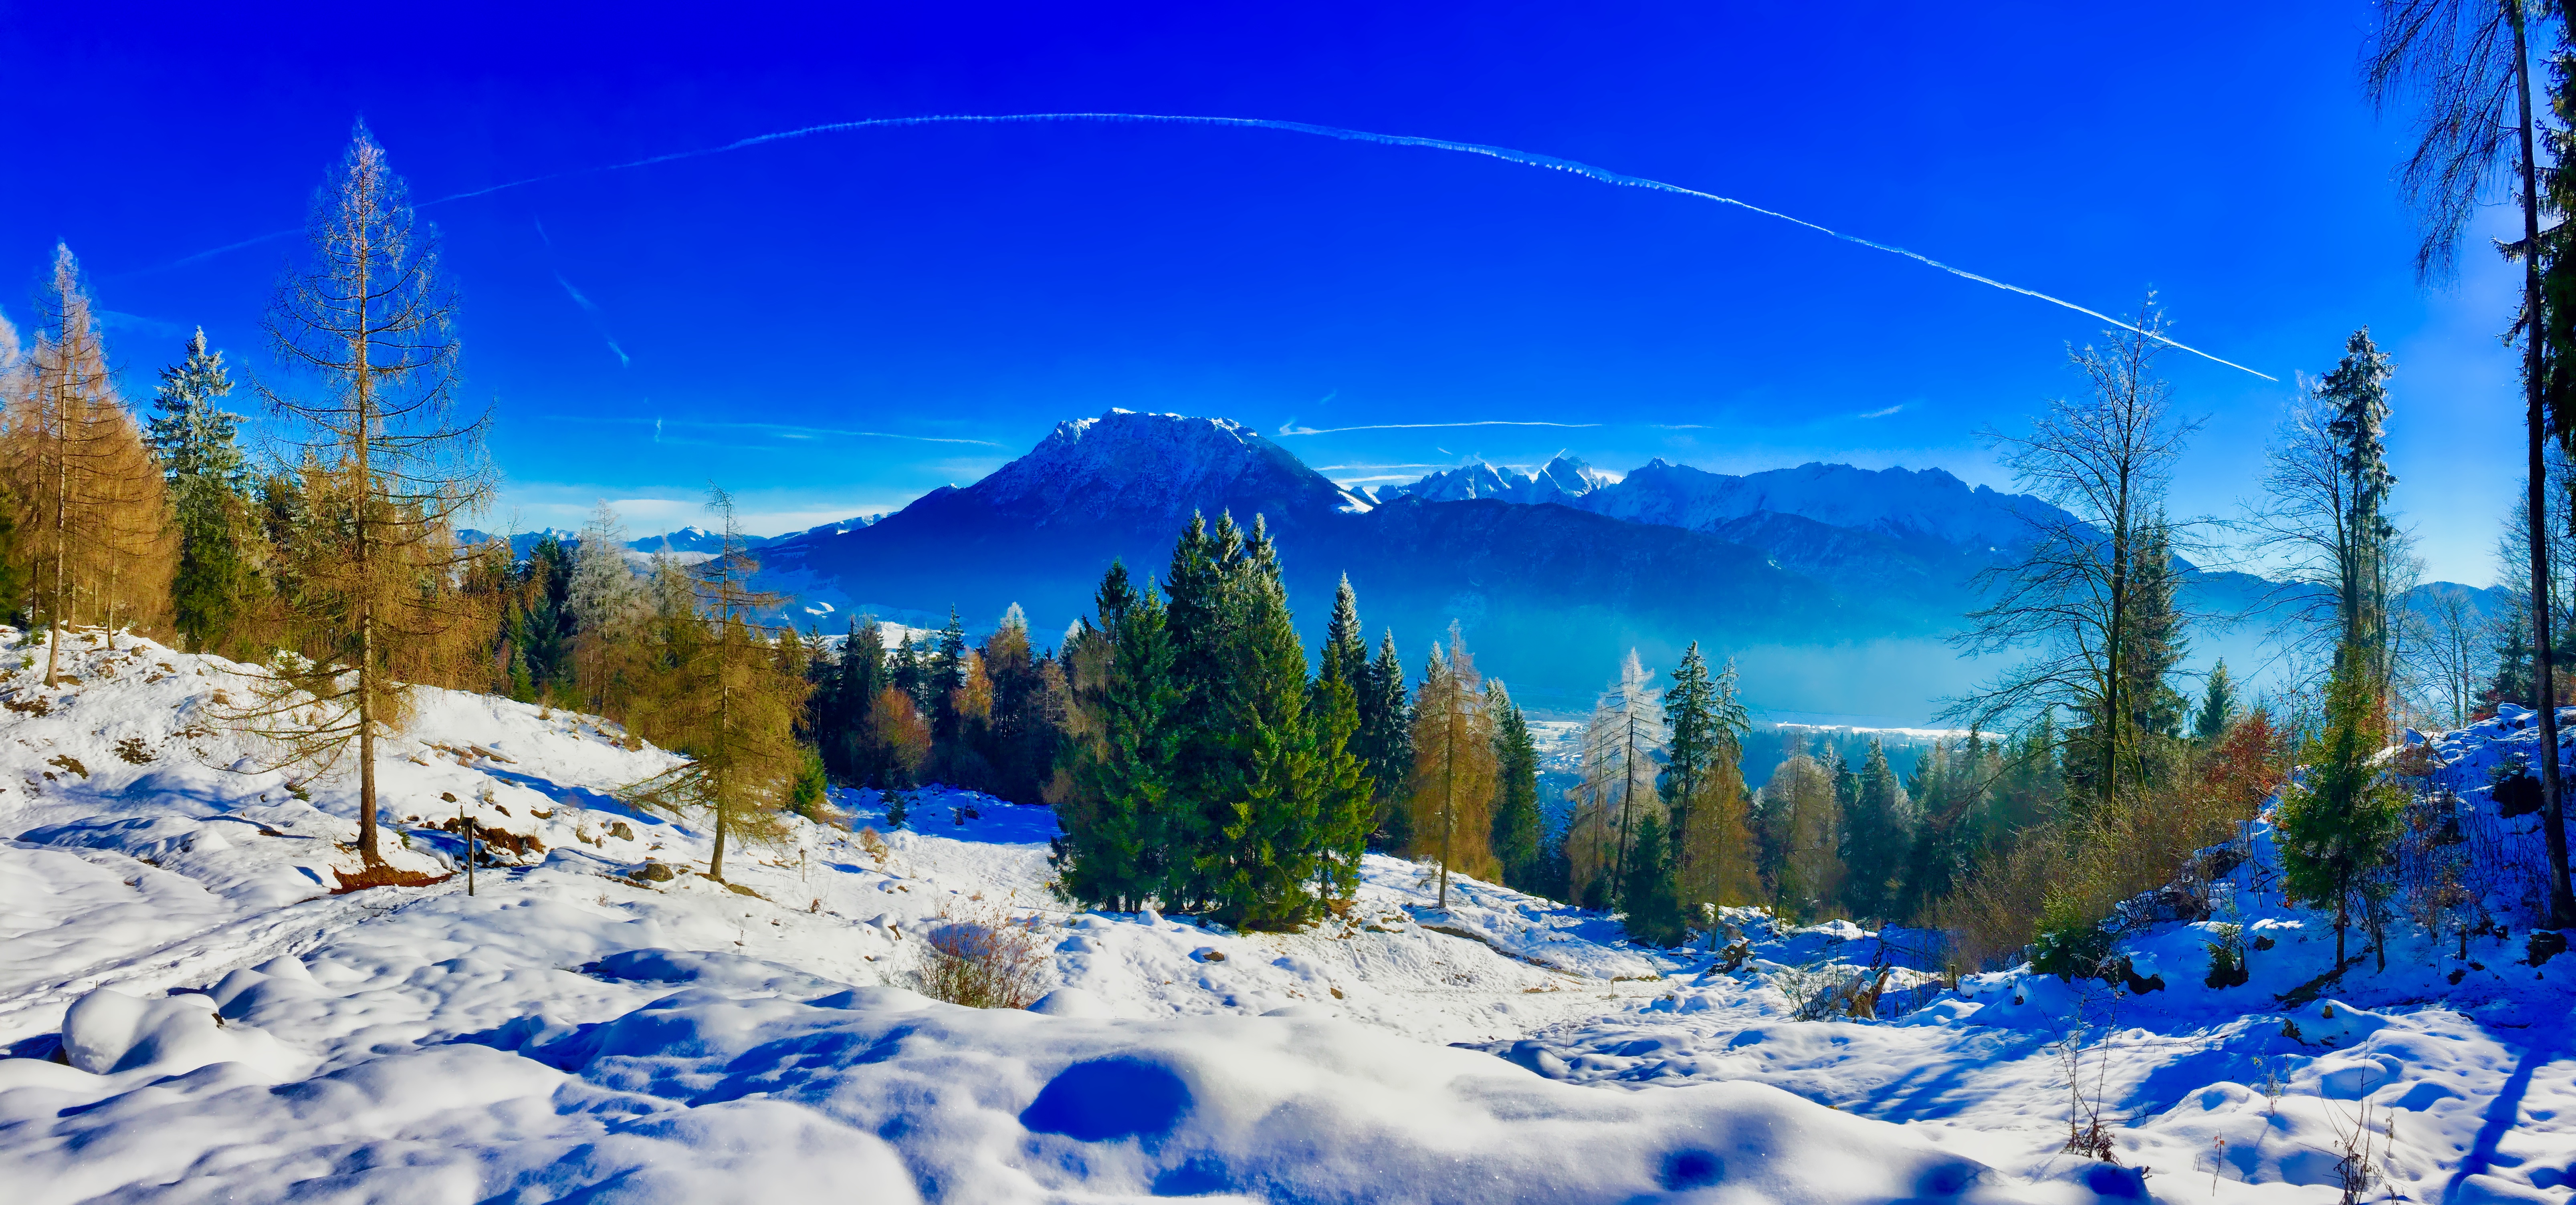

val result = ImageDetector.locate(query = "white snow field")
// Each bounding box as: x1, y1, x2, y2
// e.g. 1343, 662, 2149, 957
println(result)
0, 627, 2569, 1203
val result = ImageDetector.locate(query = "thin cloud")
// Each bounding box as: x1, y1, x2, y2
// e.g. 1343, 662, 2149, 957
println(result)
1854, 404, 1905, 419
1277, 419, 1601, 436
542, 415, 1001, 446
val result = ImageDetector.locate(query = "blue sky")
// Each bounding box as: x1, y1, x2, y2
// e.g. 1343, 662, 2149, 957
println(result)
0, 2, 2524, 582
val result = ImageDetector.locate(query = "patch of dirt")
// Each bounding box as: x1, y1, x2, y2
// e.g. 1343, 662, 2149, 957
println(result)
330, 865, 452, 893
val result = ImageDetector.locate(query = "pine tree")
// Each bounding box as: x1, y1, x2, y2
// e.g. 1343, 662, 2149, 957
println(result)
2276, 648, 2407, 969
832, 617, 887, 780
1837, 739, 1914, 920
1621, 812, 1688, 945
1661, 644, 1753, 912
1310, 602, 1375, 905
1407, 623, 1499, 910
2194, 661, 2238, 742
1198, 515, 1327, 929
1359, 629, 1414, 848
1058, 562, 1180, 911
619, 488, 811, 882
147, 327, 255, 655
1489, 681, 1543, 892
2482, 589, 2537, 714
236, 127, 493, 867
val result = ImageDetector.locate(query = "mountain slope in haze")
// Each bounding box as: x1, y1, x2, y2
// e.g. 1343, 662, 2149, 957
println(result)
755, 411, 1866, 710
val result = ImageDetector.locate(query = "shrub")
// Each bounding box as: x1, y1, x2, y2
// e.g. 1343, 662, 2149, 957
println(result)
916, 903, 1047, 1009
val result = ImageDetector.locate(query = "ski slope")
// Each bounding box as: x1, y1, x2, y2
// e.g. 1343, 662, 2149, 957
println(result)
0, 627, 2569, 1203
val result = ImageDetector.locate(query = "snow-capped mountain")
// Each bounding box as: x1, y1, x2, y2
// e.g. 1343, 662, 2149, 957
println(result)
455, 527, 582, 560
947, 409, 1370, 526
1388, 454, 1613, 506
628, 525, 760, 554
1572, 460, 2065, 554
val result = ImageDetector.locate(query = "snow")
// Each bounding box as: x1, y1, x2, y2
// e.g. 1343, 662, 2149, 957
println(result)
3, 625, 2572, 1201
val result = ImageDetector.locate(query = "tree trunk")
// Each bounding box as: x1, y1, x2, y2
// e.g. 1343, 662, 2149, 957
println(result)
2515, 5, 2576, 928
353, 240, 382, 869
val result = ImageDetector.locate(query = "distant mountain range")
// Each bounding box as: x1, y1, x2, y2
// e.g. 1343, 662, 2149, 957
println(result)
745, 411, 2066, 716
466, 410, 2501, 720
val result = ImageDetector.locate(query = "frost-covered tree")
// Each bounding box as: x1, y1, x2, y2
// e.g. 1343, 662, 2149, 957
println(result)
1567, 651, 1666, 903
566, 501, 646, 715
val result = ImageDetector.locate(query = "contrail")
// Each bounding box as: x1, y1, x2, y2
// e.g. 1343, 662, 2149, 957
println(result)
1278, 419, 1601, 436
133, 112, 2276, 380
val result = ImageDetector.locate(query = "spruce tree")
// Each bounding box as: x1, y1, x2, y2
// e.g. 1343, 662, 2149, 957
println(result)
1360, 629, 1415, 848
1312, 604, 1376, 904
1198, 515, 1326, 929
1059, 563, 1180, 911
1489, 681, 1542, 892
147, 327, 254, 654
2276, 649, 2406, 969
1838, 739, 1914, 920
1620, 812, 1688, 946
2194, 661, 2237, 742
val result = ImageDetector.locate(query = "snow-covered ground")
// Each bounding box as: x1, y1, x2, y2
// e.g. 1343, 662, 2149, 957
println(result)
1, 628, 2569, 1202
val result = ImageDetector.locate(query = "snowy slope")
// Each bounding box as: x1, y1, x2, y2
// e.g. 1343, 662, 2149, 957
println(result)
4, 627, 2569, 1202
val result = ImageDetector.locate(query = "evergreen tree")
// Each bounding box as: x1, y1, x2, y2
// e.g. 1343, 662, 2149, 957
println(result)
1620, 812, 1688, 946
2318, 329, 2401, 680
832, 617, 888, 779
1661, 644, 1753, 912
929, 605, 969, 742
891, 631, 932, 705
1359, 629, 1415, 849
2194, 661, 2238, 742
1057, 562, 1179, 911
147, 327, 255, 654
1175, 514, 1328, 928
2483, 589, 2537, 713
1489, 681, 1543, 892
1838, 739, 1914, 920
1321, 574, 1367, 689
2276, 648, 2406, 969
1310, 602, 1376, 905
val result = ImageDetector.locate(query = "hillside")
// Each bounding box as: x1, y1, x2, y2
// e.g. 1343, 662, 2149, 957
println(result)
1, 628, 2568, 1201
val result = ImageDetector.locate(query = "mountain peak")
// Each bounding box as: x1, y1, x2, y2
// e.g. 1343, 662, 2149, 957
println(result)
1391, 453, 1612, 506
927, 409, 1366, 529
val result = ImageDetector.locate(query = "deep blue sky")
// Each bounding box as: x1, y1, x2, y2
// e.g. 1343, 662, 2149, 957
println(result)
0, 2, 2521, 582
